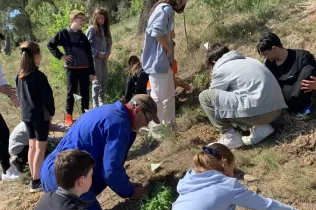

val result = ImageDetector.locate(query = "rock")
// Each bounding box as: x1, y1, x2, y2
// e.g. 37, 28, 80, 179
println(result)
244, 174, 258, 182
248, 186, 259, 193
303, 156, 315, 166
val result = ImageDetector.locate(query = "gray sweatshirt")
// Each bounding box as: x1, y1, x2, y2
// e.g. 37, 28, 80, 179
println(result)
86, 25, 112, 57
211, 51, 288, 118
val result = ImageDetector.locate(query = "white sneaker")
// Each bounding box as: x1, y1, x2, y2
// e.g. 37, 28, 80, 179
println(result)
2, 166, 21, 181
242, 124, 274, 145
210, 129, 244, 149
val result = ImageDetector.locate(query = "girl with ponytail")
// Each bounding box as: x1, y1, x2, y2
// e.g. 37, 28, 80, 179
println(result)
172, 143, 296, 210
17, 41, 55, 193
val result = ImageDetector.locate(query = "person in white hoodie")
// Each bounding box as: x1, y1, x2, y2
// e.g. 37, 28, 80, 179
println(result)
172, 143, 296, 210
199, 44, 287, 149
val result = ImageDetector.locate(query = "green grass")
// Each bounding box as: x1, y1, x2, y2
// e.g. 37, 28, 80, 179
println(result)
141, 183, 174, 210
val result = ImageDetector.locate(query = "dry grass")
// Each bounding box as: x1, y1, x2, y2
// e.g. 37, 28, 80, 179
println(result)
1, 0, 316, 209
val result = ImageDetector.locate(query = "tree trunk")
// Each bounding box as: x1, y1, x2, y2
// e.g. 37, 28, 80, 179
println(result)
137, 0, 156, 35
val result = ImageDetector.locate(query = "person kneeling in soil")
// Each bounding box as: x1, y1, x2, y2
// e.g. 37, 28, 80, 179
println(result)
172, 143, 296, 210
199, 44, 287, 149
9, 121, 66, 174
257, 32, 316, 119
36, 149, 95, 210
40, 94, 159, 210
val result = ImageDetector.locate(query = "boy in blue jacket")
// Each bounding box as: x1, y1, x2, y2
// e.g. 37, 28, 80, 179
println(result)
40, 94, 159, 210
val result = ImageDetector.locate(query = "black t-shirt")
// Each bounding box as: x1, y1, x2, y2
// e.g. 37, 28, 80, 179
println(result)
265, 49, 316, 113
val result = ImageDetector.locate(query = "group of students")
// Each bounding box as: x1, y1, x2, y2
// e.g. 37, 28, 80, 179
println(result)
0, 0, 313, 209
200, 33, 316, 150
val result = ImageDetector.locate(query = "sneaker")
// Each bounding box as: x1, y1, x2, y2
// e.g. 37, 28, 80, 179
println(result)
65, 114, 73, 127
242, 124, 274, 145
210, 129, 244, 149
30, 181, 43, 193
1, 166, 21, 181
10, 156, 25, 173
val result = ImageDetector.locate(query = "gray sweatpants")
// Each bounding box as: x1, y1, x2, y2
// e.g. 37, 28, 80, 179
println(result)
92, 57, 108, 106
199, 89, 282, 132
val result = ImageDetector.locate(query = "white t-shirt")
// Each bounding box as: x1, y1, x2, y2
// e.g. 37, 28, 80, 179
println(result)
0, 65, 8, 86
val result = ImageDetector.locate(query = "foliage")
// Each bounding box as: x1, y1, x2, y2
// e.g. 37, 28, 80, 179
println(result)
140, 183, 174, 210
105, 45, 130, 103
116, 0, 143, 21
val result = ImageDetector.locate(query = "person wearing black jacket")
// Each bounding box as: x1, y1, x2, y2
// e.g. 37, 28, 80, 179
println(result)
257, 32, 316, 117
47, 10, 95, 127
17, 41, 55, 193
123, 55, 149, 102
36, 150, 94, 210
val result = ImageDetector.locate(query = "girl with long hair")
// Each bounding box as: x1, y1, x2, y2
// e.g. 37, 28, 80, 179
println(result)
86, 7, 112, 108
17, 41, 55, 192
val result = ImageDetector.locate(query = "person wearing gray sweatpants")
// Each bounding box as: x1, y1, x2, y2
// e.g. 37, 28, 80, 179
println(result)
200, 44, 288, 149
86, 8, 112, 107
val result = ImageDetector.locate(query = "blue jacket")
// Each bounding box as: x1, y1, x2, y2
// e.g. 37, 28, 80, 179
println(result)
40, 101, 136, 199
172, 169, 296, 210
142, 3, 174, 74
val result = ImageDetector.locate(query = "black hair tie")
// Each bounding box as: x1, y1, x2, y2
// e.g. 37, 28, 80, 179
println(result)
21, 47, 30, 54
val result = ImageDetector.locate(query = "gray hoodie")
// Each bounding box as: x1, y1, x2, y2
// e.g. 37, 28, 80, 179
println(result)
211, 51, 287, 118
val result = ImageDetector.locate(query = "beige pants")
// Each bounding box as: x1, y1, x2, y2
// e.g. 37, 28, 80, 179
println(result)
199, 88, 282, 132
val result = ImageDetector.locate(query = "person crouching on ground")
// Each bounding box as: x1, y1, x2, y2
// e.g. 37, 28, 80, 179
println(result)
40, 94, 159, 210
172, 143, 296, 210
199, 44, 287, 149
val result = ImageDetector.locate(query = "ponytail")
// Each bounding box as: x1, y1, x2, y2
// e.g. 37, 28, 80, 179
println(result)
193, 143, 235, 174
19, 41, 40, 79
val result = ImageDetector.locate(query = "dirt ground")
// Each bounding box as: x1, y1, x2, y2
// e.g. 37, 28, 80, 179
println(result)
1, 1, 316, 210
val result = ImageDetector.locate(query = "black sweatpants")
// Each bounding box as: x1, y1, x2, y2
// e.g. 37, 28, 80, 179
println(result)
283, 67, 316, 114
66, 69, 90, 114
0, 114, 11, 173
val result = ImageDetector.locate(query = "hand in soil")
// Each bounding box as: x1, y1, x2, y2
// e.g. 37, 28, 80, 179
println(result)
130, 186, 147, 200
130, 182, 144, 187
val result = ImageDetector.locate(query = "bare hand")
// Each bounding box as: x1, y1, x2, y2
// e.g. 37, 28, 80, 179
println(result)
9, 94, 19, 108
104, 54, 110, 60
179, 82, 191, 91
130, 182, 144, 187
62, 55, 73, 63
166, 48, 172, 58
97, 53, 105, 60
89, 75, 95, 81
130, 186, 147, 200
301, 76, 316, 92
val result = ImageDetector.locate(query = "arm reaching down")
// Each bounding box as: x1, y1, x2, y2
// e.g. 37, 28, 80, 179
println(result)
232, 180, 296, 210
102, 123, 134, 198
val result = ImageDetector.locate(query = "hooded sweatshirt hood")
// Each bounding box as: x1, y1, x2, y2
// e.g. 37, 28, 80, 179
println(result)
172, 169, 296, 210
213, 51, 245, 70
176, 169, 226, 195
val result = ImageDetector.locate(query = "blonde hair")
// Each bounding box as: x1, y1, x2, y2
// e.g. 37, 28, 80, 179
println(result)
19, 41, 40, 79
70, 10, 85, 23
193, 143, 235, 174
91, 7, 111, 38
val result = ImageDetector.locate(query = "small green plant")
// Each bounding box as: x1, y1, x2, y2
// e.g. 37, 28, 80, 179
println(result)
141, 183, 174, 210
192, 73, 209, 91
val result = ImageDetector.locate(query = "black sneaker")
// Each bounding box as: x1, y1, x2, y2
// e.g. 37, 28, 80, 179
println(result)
10, 156, 25, 173
30, 180, 43, 193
